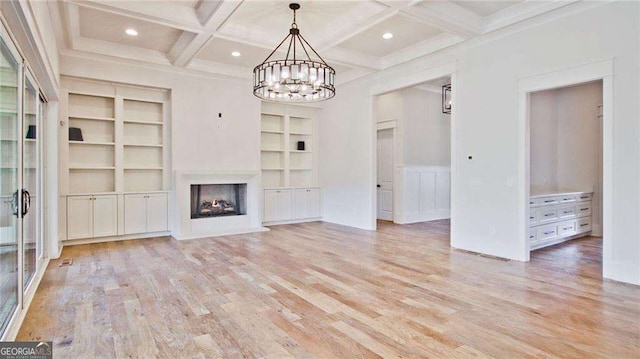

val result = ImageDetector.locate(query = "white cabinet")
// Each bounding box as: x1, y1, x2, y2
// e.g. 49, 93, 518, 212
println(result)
263, 187, 320, 224
294, 188, 321, 219
263, 189, 293, 222
529, 191, 592, 250
67, 195, 117, 240
124, 193, 168, 234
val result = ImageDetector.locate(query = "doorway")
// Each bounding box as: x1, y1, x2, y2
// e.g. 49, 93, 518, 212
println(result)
376, 128, 394, 221
528, 81, 603, 256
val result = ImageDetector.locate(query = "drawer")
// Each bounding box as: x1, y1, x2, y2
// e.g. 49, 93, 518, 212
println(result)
559, 194, 577, 203
537, 223, 557, 241
558, 220, 576, 236
538, 207, 559, 223
577, 218, 592, 233
529, 210, 538, 225
558, 204, 576, 218
529, 228, 537, 243
577, 193, 592, 201
539, 196, 559, 206
576, 203, 592, 217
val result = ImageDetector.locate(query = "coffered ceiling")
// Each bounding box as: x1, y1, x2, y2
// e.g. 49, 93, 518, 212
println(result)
51, 0, 578, 83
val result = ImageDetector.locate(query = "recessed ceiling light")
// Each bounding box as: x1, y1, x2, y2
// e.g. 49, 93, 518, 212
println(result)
125, 28, 138, 36
231, 51, 241, 57
382, 32, 393, 40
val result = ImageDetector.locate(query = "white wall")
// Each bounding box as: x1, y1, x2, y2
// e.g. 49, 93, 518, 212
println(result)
402, 88, 450, 167
318, 1, 639, 284
530, 81, 603, 234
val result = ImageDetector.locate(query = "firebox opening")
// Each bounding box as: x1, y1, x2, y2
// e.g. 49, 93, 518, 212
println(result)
190, 183, 247, 219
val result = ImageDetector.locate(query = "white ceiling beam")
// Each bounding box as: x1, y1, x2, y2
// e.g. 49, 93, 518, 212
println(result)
171, 0, 243, 67
317, 8, 399, 51
62, 2, 81, 50
484, 0, 578, 33
73, 36, 172, 66
397, 1, 484, 38
381, 33, 463, 69
67, 0, 204, 33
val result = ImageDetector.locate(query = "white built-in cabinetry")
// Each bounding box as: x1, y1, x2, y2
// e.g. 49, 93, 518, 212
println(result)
124, 193, 168, 234
61, 78, 170, 242
67, 195, 118, 240
529, 191, 592, 250
260, 103, 321, 225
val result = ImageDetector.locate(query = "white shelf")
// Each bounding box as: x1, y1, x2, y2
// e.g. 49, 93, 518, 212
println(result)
69, 166, 115, 170
290, 168, 312, 171
261, 149, 284, 152
69, 141, 115, 146
124, 120, 163, 125
290, 150, 311, 153
124, 143, 163, 148
262, 168, 284, 171
262, 130, 284, 134
289, 132, 311, 136
68, 115, 115, 122
124, 167, 163, 170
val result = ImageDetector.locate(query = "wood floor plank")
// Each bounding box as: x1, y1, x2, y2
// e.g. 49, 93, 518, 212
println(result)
16, 220, 640, 358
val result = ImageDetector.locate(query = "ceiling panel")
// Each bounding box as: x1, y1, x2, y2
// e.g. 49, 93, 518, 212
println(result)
336, 14, 443, 58
196, 37, 352, 74
219, 0, 386, 45
78, 7, 185, 53
449, 1, 523, 17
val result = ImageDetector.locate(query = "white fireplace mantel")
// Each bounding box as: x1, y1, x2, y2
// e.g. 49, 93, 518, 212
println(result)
173, 170, 268, 240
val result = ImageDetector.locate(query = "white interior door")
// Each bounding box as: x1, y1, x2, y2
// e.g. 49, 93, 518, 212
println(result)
377, 129, 394, 221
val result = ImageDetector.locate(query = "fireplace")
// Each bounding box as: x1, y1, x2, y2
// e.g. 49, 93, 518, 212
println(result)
190, 183, 247, 219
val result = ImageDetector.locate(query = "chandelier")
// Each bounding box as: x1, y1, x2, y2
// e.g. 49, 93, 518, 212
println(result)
253, 3, 336, 102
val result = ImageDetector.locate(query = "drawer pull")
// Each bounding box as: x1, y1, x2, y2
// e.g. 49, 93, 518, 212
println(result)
544, 231, 555, 235
529, 216, 534, 219
580, 223, 589, 227
580, 195, 589, 199
562, 226, 573, 231
544, 213, 554, 217
563, 198, 572, 201
529, 201, 534, 205
529, 235, 534, 239
580, 208, 589, 211
563, 210, 572, 214
544, 199, 555, 203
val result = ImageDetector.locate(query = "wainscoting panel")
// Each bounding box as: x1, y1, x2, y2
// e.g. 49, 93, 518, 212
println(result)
398, 166, 450, 224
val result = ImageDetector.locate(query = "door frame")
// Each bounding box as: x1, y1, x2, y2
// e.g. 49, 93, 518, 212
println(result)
517, 60, 613, 270
369, 62, 457, 232
376, 123, 396, 221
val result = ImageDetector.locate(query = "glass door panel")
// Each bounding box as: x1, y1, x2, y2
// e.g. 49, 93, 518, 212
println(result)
22, 72, 38, 288
0, 33, 20, 333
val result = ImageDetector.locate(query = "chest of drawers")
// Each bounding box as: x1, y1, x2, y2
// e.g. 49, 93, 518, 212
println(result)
529, 191, 592, 250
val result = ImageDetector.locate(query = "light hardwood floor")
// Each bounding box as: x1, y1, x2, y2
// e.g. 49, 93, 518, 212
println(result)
18, 220, 640, 358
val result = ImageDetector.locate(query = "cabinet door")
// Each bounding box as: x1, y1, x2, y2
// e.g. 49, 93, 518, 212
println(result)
67, 196, 93, 240
294, 189, 308, 219
146, 193, 168, 232
93, 195, 118, 237
124, 194, 147, 235
278, 189, 293, 221
263, 190, 279, 222
306, 188, 321, 218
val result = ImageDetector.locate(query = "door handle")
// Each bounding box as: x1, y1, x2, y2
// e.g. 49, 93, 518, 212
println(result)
22, 190, 31, 217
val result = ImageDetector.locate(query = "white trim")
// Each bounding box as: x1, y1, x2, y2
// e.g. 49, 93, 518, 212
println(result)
376, 119, 397, 130
517, 59, 619, 281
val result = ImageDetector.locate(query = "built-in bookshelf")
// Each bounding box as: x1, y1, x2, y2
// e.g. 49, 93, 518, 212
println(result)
260, 104, 317, 188
64, 82, 169, 195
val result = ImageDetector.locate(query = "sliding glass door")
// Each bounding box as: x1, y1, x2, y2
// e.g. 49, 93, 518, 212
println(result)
23, 70, 40, 289
0, 23, 45, 337
0, 29, 21, 334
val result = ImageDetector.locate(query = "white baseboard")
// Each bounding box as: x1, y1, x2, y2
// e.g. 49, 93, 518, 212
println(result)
396, 210, 450, 224
63, 231, 172, 246
263, 218, 322, 226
